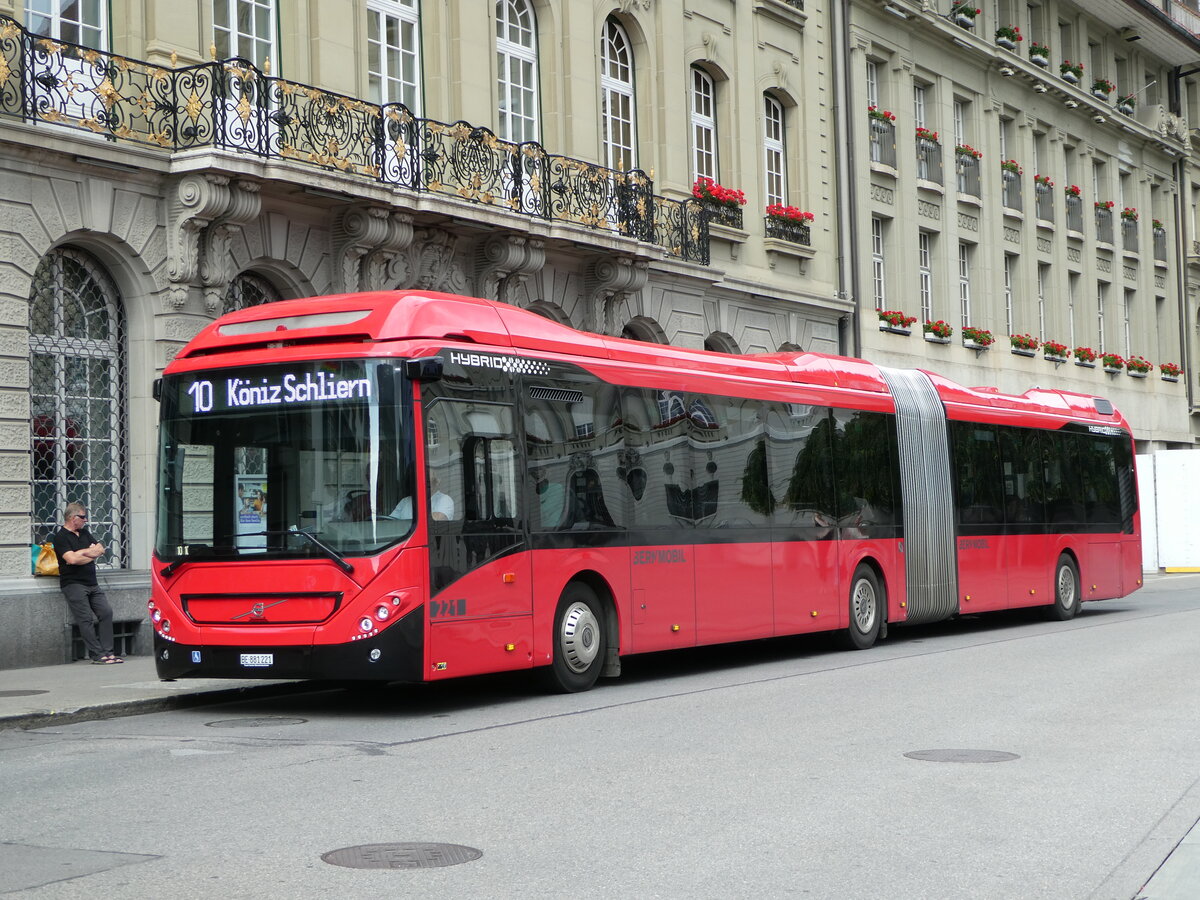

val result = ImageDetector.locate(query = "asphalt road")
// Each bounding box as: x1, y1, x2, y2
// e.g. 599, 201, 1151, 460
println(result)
4, 573, 1200, 899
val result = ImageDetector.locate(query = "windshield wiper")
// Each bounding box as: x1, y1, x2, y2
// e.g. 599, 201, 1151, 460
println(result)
252, 529, 355, 574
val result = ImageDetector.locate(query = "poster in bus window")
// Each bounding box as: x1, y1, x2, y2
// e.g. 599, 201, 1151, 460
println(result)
235, 475, 267, 552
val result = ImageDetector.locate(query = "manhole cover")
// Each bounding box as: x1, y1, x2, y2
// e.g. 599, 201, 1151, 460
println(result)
904, 749, 1020, 763
204, 716, 307, 728
322, 843, 482, 870
0, 690, 49, 698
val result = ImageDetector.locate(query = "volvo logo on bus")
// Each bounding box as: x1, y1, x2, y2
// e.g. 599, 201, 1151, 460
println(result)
231, 599, 288, 620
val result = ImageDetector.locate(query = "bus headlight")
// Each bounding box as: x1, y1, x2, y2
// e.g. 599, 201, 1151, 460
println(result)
375, 606, 390, 622
359, 617, 373, 632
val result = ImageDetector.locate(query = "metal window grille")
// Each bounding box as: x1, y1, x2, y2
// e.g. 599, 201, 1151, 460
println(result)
956, 154, 981, 198
224, 272, 283, 312
496, 0, 538, 143
1154, 227, 1168, 263
28, 247, 127, 565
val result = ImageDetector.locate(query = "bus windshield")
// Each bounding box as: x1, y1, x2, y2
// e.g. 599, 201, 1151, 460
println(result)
155, 359, 414, 562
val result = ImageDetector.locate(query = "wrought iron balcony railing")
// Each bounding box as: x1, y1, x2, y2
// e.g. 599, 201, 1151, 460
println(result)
1154, 228, 1168, 263
915, 138, 942, 186
955, 154, 981, 199
868, 117, 896, 169
1034, 182, 1054, 222
1095, 207, 1114, 245
1065, 195, 1084, 233
1001, 171, 1022, 212
764, 216, 811, 246
1121, 218, 1138, 253
0, 15, 708, 264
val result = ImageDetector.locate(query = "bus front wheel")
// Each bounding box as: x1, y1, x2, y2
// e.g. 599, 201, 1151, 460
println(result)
544, 582, 607, 693
843, 564, 883, 650
1047, 554, 1081, 621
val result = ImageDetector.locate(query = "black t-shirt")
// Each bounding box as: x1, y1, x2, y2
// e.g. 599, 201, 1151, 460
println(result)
52, 526, 99, 587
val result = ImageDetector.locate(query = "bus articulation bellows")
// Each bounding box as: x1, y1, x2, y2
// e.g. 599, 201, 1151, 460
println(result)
151, 290, 1141, 691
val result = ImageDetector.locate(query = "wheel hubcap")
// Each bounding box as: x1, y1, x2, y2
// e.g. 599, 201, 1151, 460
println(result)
560, 602, 600, 674
851, 579, 876, 632
1058, 566, 1076, 608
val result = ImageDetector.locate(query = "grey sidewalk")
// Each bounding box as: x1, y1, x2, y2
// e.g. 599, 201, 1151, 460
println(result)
0, 655, 303, 731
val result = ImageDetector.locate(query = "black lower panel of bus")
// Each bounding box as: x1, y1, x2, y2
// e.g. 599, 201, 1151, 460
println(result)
153, 606, 424, 682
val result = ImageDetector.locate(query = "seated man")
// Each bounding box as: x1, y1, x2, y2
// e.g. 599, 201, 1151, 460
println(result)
391, 475, 455, 521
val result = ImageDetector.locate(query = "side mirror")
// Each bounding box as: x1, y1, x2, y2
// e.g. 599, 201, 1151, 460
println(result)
153, 377, 162, 401
404, 357, 444, 382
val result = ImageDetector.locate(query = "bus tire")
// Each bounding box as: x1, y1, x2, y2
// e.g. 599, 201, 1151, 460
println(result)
544, 582, 606, 693
1047, 554, 1081, 621
843, 564, 882, 650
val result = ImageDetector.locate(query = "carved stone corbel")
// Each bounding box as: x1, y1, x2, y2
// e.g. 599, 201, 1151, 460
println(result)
475, 234, 546, 302
332, 206, 392, 294
584, 255, 648, 334
405, 228, 467, 293
200, 181, 262, 313
166, 173, 233, 309
363, 212, 415, 291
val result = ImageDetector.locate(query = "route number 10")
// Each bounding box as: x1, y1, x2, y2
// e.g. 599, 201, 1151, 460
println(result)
188, 380, 214, 413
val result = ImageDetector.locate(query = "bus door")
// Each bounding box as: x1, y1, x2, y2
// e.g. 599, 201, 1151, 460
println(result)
999, 428, 1050, 607
421, 371, 532, 678
692, 395, 773, 644
766, 404, 842, 633
950, 421, 1008, 613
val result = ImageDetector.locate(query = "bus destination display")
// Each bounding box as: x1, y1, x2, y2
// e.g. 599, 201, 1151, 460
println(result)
179, 364, 372, 415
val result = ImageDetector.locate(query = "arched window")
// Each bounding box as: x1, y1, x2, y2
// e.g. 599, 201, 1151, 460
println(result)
496, 0, 539, 144
367, 0, 422, 111
691, 67, 717, 182
224, 272, 283, 312
763, 94, 787, 208
29, 248, 127, 564
704, 331, 741, 355
600, 18, 636, 171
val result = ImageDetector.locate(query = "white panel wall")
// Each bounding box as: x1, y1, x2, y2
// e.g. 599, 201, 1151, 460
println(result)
1136, 454, 1158, 573
1150, 450, 1200, 571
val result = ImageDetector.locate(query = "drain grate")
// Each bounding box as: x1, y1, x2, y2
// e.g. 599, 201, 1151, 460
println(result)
904, 749, 1020, 763
0, 690, 49, 698
204, 716, 307, 728
322, 843, 482, 870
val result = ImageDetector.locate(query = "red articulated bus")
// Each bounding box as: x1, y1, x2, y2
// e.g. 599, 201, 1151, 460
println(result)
151, 290, 1142, 691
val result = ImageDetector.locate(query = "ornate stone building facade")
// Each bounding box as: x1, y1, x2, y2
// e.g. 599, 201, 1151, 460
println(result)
0, 0, 1197, 666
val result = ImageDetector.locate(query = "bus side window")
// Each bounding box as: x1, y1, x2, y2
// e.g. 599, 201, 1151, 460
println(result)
951, 421, 1003, 526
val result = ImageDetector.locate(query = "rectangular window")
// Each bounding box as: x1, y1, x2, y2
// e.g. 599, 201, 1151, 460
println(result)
1097, 281, 1107, 352
213, 0, 276, 69
958, 242, 971, 328
25, 0, 106, 45
368, 0, 421, 110
953, 99, 966, 148
913, 83, 927, 128
918, 231, 933, 323
763, 96, 786, 208
691, 69, 718, 182
1004, 254, 1015, 337
1037, 263, 1049, 341
1068, 272, 1078, 349
1123, 289, 1133, 356
866, 60, 879, 109
872, 218, 887, 310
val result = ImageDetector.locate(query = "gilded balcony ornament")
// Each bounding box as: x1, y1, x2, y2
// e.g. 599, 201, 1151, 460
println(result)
40, 108, 65, 122
210, 43, 217, 61
37, 38, 64, 55
2, 21, 18, 39
149, 131, 171, 147
636, 197, 646, 215
171, 50, 178, 67
81, 48, 101, 64
114, 55, 133, 72
96, 77, 120, 109
82, 117, 106, 133
428, 179, 443, 192
235, 93, 252, 123
113, 125, 132, 138
263, 56, 270, 75
278, 80, 297, 96
184, 90, 203, 121
0, 56, 11, 88
507, 196, 520, 210
481, 191, 496, 205
530, 174, 541, 192
393, 141, 407, 161
449, 123, 471, 142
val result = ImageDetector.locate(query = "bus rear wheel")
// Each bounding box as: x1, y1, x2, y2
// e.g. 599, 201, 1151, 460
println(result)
1047, 554, 1081, 621
544, 583, 606, 693
843, 564, 883, 650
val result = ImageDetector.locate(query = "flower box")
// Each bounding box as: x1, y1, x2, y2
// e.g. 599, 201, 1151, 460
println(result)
1127, 370, 1147, 379
925, 334, 951, 345
1075, 360, 1096, 368
1011, 348, 1037, 358
878, 310, 916, 334
964, 339, 991, 351
1103, 365, 1123, 374
880, 324, 912, 336
1162, 375, 1180, 383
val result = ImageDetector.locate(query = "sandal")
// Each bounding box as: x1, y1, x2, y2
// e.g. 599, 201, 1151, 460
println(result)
92, 655, 122, 665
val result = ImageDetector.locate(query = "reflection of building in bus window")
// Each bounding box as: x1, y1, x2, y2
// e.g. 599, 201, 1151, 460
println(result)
535, 472, 565, 528
569, 469, 614, 526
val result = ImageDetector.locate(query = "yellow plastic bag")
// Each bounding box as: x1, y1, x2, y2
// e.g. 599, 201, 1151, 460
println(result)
35, 542, 58, 577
